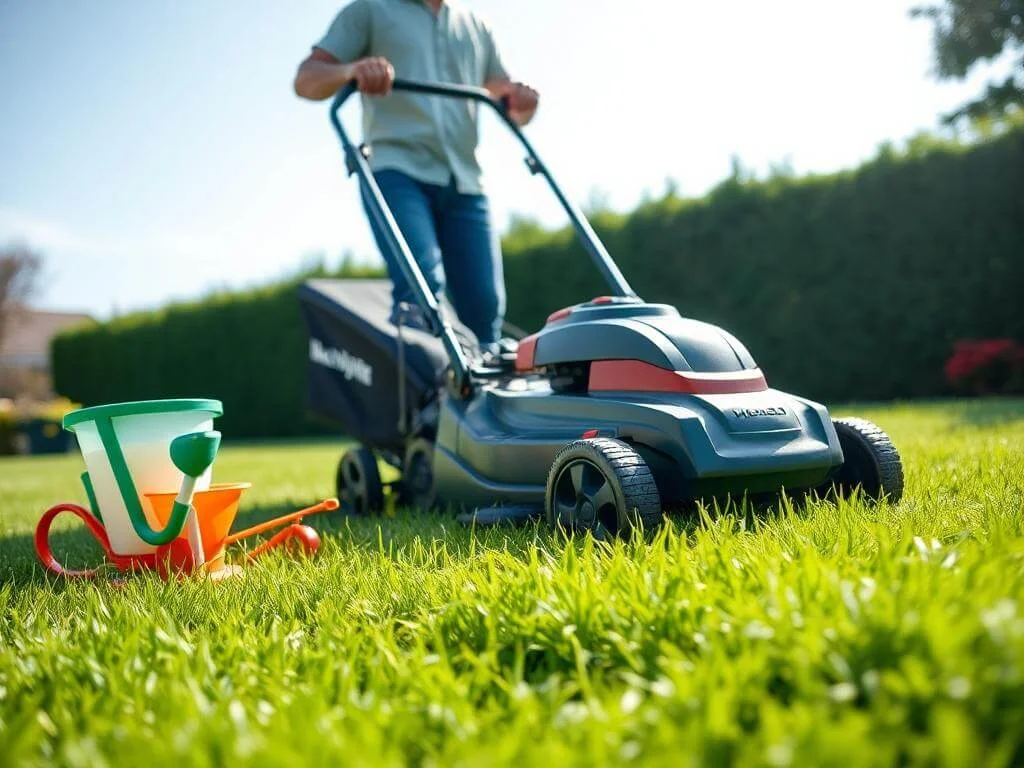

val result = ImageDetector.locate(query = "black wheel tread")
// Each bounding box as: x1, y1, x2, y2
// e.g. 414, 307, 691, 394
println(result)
831, 417, 904, 502
336, 446, 385, 515
397, 438, 436, 512
546, 438, 663, 536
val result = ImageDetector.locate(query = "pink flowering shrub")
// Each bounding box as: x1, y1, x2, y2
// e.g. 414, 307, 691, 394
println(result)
944, 340, 1024, 395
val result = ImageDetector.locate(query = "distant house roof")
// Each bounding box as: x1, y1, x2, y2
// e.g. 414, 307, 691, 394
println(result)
0, 307, 94, 369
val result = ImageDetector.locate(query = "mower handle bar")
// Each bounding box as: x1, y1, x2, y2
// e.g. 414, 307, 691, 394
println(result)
332, 79, 636, 297
329, 78, 637, 391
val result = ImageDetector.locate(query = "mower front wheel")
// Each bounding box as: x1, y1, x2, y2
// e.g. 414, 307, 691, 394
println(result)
545, 438, 662, 539
823, 417, 904, 503
336, 446, 385, 515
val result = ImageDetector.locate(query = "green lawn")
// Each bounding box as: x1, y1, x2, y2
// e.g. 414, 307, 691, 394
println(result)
1, 399, 1023, 767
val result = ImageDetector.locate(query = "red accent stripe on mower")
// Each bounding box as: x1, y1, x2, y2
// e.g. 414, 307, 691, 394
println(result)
545, 306, 573, 324
588, 360, 768, 394
515, 333, 540, 371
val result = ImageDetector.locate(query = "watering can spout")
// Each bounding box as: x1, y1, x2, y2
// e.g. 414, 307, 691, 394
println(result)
170, 431, 221, 478
107, 429, 223, 548
167, 431, 222, 565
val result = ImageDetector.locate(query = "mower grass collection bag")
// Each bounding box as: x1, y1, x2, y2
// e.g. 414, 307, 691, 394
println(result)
298, 279, 475, 452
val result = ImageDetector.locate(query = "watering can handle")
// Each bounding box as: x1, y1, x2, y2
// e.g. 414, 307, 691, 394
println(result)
36, 503, 108, 578
36, 502, 165, 578
35, 503, 118, 578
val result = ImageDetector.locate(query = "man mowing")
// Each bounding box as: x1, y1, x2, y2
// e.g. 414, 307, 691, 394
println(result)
294, 0, 539, 351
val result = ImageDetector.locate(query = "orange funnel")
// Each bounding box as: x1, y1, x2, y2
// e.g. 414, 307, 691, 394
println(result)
146, 482, 250, 570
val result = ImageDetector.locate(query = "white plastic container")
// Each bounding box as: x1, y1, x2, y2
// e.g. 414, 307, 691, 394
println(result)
64, 399, 223, 556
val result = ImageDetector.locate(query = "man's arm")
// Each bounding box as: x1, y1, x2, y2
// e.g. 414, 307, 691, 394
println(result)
294, 48, 395, 101
478, 18, 538, 126
485, 80, 540, 126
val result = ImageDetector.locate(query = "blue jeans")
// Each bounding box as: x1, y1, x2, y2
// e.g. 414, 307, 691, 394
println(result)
362, 169, 505, 346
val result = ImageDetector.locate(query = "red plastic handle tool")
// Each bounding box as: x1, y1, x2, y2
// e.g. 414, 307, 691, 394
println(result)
35, 502, 157, 578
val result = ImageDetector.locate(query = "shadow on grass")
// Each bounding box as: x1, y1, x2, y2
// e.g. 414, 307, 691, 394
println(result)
2, 482, 837, 588
0, 500, 351, 587
0, 499, 555, 588
0, 517, 110, 586
946, 396, 1024, 429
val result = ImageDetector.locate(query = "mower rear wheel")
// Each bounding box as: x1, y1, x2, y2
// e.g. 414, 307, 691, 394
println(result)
545, 438, 662, 539
824, 417, 904, 503
336, 447, 385, 515
397, 438, 436, 511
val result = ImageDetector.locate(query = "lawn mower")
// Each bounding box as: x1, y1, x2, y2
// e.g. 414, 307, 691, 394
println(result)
299, 79, 904, 536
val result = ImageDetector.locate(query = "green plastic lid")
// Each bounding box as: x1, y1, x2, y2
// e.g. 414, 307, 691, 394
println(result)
63, 398, 223, 431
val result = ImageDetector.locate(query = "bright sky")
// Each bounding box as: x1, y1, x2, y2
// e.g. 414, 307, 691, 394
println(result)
0, 0, 1006, 317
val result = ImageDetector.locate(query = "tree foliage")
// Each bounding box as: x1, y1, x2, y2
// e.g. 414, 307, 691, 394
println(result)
0, 244, 42, 350
912, 0, 1024, 122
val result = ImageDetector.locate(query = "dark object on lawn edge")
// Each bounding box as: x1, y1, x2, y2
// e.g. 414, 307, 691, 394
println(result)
456, 505, 542, 527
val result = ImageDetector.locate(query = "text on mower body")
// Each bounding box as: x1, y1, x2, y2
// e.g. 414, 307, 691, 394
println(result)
310, 338, 373, 387
732, 406, 787, 418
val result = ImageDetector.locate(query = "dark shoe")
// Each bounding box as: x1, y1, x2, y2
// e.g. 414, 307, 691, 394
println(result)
390, 303, 433, 334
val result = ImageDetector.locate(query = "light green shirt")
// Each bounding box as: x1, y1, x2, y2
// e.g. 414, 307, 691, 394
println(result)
316, 0, 509, 194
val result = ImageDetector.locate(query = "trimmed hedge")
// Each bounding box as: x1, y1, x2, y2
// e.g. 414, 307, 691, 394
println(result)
503, 127, 1024, 403
52, 280, 318, 438
52, 128, 1024, 436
